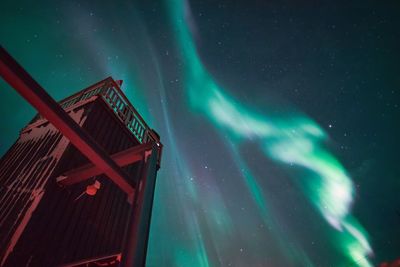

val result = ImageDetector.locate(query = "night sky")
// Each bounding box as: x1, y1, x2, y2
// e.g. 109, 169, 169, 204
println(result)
1, 1, 400, 266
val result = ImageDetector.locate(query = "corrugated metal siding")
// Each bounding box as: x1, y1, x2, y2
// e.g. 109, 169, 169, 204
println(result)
0, 127, 63, 265
1, 98, 142, 266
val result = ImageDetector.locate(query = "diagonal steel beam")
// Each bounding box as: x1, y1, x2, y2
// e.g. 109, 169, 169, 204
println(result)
0, 46, 134, 197
57, 142, 153, 186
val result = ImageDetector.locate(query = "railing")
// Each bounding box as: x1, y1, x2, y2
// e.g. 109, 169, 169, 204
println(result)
100, 79, 163, 168
28, 82, 108, 124
101, 85, 147, 143
61, 85, 105, 109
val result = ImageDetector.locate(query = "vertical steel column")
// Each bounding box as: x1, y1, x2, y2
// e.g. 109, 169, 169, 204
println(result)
122, 146, 158, 266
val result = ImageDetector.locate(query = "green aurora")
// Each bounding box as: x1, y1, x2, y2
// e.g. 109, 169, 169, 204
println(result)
1, 0, 399, 266
167, 0, 372, 266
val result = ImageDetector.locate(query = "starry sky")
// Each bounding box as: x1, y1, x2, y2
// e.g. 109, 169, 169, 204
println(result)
1, 1, 400, 266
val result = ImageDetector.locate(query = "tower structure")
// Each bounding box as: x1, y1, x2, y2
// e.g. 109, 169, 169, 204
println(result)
0, 47, 162, 266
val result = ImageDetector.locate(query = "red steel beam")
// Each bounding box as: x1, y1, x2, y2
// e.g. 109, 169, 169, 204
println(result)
122, 146, 158, 266
59, 253, 122, 267
0, 46, 134, 197
57, 142, 153, 186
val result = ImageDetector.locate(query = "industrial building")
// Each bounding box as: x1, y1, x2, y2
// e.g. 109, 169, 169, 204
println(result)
0, 47, 162, 266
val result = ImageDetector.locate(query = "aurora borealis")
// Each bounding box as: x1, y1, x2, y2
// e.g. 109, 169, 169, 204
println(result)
1, 0, 399, 266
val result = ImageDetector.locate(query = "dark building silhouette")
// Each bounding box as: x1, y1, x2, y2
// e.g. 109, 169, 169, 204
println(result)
379, 258, 400, 267
0, 74, 162, 266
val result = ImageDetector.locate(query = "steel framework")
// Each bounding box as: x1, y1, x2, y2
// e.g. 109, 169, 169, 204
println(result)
0, 46, 162, 266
